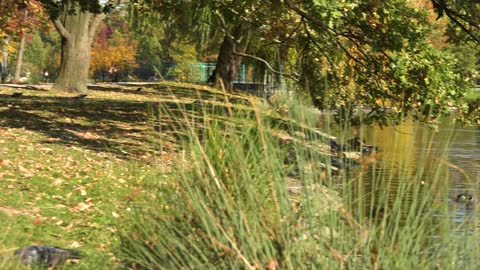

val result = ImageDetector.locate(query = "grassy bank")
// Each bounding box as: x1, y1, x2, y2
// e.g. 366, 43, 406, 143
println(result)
0, 82, 478, 269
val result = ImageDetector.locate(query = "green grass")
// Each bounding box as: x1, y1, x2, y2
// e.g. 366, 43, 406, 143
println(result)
0, 126, 145, 269
0, 82, 478, 269
0, 82, 288, 268
118, 92, 479, 269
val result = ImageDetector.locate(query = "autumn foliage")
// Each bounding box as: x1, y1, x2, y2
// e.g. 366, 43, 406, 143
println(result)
0, 0, 49, 42
7, 1, 47, 33
90, 17, 138, 79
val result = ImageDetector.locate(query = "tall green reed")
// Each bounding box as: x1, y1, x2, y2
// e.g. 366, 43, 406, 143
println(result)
119, 93, 478, 269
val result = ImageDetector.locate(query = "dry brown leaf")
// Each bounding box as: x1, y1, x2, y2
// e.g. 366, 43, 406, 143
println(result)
266, 260, 278, 270
18, 165, 28, 172
75, 186, 87, 196
53, 179, 65, 185
70, 241, 81, 248
17, 165, 34, 177
84, 132, 94, 139
34, 163, 46, 169
73, 201, 94, 212
0, 206, 40, 216
23, 171, 34, 178
63, 223, 73, 231
96, 243, 108, 252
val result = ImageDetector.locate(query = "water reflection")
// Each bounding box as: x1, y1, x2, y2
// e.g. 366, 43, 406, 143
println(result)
339, 119, 479, 225
352, 120, 476, 179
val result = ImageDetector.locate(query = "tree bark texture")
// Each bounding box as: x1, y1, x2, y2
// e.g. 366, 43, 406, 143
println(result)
213, 25, 249, 92
52, 1, 105, 93
13, 34, 26, 83
13, 9, 28, 83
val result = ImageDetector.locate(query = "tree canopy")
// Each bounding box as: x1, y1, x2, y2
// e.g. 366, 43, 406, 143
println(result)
0, 0, 479, 125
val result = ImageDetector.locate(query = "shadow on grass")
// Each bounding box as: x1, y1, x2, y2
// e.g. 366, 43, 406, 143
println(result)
0, 85, 325, 161
0, 94, 190, 160
87, 83, 254, 105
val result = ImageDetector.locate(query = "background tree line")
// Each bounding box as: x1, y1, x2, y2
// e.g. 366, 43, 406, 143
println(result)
0, 0, 479, 125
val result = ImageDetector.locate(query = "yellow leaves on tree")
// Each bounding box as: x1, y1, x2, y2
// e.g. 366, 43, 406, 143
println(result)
90, 41, 138, 72
90, 26, 138, 75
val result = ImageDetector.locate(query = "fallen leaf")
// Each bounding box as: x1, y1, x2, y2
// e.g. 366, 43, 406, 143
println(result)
33, 218, 42, 225
1, 159, 12, 166
70, 241, 81, 248
96, 243, 108, 252
23, 171, 34, 178
266, 260, 278, 270
63, 223, 73, 231
73, 201, 94, 212
75, 186, 87, 196
18, 165, 34, 177
18, 165, 28, 172
84, 132, 94, 139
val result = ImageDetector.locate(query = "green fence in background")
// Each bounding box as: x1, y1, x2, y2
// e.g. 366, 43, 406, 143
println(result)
169, 62, 247, 83
160, 62, 276, 97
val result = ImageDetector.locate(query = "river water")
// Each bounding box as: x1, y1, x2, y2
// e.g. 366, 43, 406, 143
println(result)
325, 118, 479, 221
363, 119, 479, 189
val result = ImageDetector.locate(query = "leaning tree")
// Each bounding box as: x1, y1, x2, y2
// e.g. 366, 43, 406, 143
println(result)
129, 0, 276, 92
39, 0, 120, 93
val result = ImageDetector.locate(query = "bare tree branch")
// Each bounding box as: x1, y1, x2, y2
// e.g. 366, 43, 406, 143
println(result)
53, 18, 71, 40
431, 0, 480, 43
88, 0, 123, 44
89, 13, 106, 43
215, 11, 237, 42
233, 51, 300, 81
445, 9, 480, 43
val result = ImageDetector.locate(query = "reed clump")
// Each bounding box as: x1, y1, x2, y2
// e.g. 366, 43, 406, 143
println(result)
119, 95, 478, 269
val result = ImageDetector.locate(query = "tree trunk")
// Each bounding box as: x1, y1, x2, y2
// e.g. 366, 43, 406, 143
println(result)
212, 26, 249, 91
13, 9, 28, 84
51, 1, 105, 93
12, 34, 26, 83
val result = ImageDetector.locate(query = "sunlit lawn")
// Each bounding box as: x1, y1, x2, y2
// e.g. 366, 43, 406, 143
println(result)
1, 81, 477, 269
0, 81, 260, 269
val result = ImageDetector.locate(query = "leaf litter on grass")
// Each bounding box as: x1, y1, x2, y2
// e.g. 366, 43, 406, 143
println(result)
0, 89, 173, 268
0, 81, 268, 268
